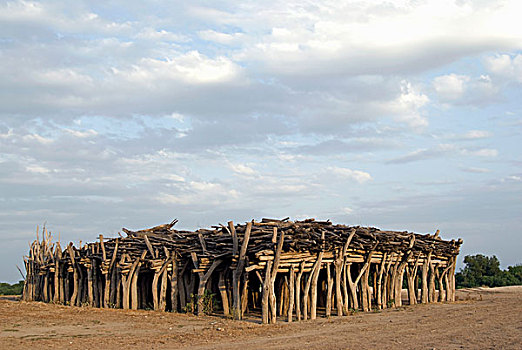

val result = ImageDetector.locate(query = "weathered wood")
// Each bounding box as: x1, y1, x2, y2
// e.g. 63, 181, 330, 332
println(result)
325, 262, 333, 317
269, 226, 285, 323
295, 261, 304, 321
262, 260, 272, 324
288, 265, 295, 322
218, 270, 230, 316
376, 252, 388, 309
421, 251, 432, 303
233, 221, 252, 320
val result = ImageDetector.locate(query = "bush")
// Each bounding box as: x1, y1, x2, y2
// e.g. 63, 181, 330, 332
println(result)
0, 281, 24, 295
456, 255, 522, 288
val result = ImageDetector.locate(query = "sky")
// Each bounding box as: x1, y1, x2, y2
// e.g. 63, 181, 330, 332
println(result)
1, 0, 521, 283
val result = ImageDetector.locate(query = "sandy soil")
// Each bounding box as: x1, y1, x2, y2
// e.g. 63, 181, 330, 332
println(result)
1, 286, 521, 350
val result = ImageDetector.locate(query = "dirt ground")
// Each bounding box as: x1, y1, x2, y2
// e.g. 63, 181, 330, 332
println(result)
1, 286, 521, 350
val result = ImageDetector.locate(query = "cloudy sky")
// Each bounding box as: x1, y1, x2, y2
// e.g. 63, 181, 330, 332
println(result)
1, 0, 521, 282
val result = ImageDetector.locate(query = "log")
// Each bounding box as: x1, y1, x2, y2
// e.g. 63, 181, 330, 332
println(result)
325, 262, 333, 317
295, 261, 304, 321
288, 265, 295, 322
233, 221, 251, 320
218, 270, 230, 316
269, 227, 284, 323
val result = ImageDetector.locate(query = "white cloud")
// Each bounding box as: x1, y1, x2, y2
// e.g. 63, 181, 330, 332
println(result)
433, 74, 469, 100
198, 30, 244, 44
342, 207, 353, 215
485, 54, 522, 82
461, 130, 491, 139
463, 148, 498, 157
460, 167, 491, 173
432, 73, 498, 105
113, 51, 242, 85
229, 163, 256, 176
327, 167, 372, 184
388, 81, 429, 128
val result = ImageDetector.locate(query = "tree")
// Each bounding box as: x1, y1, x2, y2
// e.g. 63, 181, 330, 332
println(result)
456, 255, 522, 288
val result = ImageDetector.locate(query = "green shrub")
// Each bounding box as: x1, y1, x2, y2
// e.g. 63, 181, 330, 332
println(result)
0, 281, 24, 295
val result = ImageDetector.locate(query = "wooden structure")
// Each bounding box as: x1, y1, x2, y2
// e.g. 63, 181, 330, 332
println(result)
22, 218, 462, 323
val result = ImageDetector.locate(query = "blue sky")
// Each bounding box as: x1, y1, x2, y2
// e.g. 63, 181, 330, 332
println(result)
1, 0, 521, 282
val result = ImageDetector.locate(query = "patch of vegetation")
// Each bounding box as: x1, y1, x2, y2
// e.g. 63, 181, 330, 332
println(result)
0, 281, 24, 295
183, 290, 217, 315
456, 255, 522, 288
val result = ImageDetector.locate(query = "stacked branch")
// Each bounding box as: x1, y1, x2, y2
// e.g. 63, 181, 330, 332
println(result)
22, 218, 462, 324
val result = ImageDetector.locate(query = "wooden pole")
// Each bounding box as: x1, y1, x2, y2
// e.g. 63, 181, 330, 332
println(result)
295, 261, 304, 321
288, 265, 295, 322
325, 262, 333, 317
170, 256, 179, 312
421, 251, 432, 303
261, 260, 272, 324
218, 270, 230, 316
233, 222, 251, 320
269, 226, 284, 323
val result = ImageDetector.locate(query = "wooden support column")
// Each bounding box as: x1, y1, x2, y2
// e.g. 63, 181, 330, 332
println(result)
218, 270, 230, 316
310, 231, 325, 320
376, 252, 388, 310
232, 221, 252, 320
302, 251, 323, 321
288, 265, 295, 322
361, 262, 372, 312
123, 251, 146, 310
67, 244, 79, 306
405, 254, 421, 305
261, 260, 272, 324
438, 263, 452, 302
421, 251, 432, 304
269, 226, 284, 323
170, 255, 179, 312
322, 262, 332, 317
341, 229, 356, 315
347, 247, 376, 311
53, 243, 62, 303
194, 256, 222, 315
154, 257, 171, 311
103, 239, 119, 308
295, 261, 304, 321
429, 262, 437, 303
241, 270, 249, 318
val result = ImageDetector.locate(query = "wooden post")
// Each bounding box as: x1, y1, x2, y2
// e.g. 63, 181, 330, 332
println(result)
170, 255, 179, 312
218, 270, 230, 316
439, 262, 452, 302
159, 268, 168, 311
429, 262, 437, 303
421, 251, 432, 303
406, 254, 421, 305
295, 261, 304, 321
269, 226, 284, 323
376, 252, 387, 309
347, 248, 375, 311
288, 265, 295, 322
123, 251, 146, 310
361, 262, 371, 312
334, 250, 344, 316
195, 258, 222, 315
262, 260, 272, 324
104, 239, 119, 308
130, 258, 143, 310
325, 262, 333, 317
241, 271, 249, 318
310, 244, 324, 320
67, 244, 79, 306
233, 222, 251, 320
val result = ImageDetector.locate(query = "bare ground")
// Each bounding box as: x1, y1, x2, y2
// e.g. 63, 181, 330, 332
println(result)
1, 286, 521, 350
